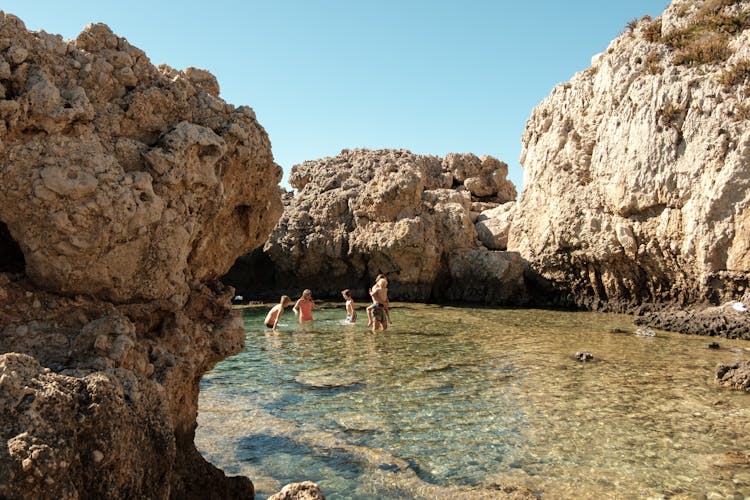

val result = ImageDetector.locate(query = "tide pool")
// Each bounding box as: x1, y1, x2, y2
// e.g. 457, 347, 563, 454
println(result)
197, 303, 750, 499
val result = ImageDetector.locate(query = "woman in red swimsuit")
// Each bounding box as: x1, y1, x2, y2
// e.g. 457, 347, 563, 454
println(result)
293, 289, 320, 323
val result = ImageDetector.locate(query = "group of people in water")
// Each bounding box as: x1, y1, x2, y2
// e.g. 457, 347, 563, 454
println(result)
263, 275, 392, 333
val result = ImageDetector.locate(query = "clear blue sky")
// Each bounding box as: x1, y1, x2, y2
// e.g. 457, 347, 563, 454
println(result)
4, 1, 668, 189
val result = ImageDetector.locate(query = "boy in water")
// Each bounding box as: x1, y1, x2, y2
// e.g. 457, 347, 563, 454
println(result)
342, 289, 356, 323
293, 289, 320, 323
369, 277, 389, 333
264, 295, 291, 332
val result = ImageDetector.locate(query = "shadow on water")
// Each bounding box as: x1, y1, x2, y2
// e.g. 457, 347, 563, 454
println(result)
237, 433, 364, 487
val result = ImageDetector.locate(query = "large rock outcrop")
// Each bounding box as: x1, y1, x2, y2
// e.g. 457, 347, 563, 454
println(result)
0, 13, 282, 499
227, 148, 528, 303
508, 0, 750, 312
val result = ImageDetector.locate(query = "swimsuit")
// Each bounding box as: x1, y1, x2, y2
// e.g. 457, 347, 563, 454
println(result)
265, 322, 274, 328
373, 303, 386, 323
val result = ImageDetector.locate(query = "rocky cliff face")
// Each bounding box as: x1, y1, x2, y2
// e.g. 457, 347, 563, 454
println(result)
230, 148, 528, 303
508, 0, 750, 311
0, 13, 282, 498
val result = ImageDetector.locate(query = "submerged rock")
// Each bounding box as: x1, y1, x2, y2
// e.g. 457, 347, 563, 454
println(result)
295, 369, 362, 389
335, 413, 391, 433
635, 328, 657, 338
0, 12, 282, 499
575, 351, 594, 362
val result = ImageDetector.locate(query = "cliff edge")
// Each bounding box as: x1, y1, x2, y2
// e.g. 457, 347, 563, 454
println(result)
0, 13, 282, 498
509, 0, 750, 316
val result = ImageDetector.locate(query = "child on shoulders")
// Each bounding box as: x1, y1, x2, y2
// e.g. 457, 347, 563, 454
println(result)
369, 277, 389, 333
367, 274, 392, 328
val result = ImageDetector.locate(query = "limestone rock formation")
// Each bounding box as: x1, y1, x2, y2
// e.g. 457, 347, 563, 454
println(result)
238, 148, 526, 303
267, 481, 326, 500
0, 13, 282, 499
507, 0, 750, 312
475, 202, 515, 250
716, 360, 750, 390
635, 301, 750, 339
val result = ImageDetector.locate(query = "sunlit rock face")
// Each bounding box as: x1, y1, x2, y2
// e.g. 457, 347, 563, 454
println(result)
241, 148, 529, 304
0, 12, 282, 498
509, 0, 750, 311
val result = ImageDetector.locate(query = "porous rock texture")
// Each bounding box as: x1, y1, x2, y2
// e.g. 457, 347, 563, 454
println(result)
635, 300, 750, 339
229, 148, 528, 303
267, 481, 326, 500
508, 0, 750, 320
0, 13, 282, 499
716, 359, 750, 390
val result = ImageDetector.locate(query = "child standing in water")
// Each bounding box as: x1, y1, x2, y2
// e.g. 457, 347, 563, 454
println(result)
293, 289, 320, 323
264, 295, 291, 332
342, 289, 356, 323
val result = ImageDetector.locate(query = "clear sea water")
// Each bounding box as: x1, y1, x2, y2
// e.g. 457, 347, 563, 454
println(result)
196, 303, 750, 499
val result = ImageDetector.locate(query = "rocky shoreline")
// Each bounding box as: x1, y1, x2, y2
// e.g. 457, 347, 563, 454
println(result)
635, 302, 750, 340
2, 0, 750, 498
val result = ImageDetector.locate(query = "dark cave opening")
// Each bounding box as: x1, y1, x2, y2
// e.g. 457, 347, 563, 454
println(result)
0, 222, 26, 273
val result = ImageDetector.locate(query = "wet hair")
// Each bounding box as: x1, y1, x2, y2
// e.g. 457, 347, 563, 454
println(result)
341, 289, 351, 299
301, 289, 312, 298
377, 278, 388, 287
281, 295, 291, 305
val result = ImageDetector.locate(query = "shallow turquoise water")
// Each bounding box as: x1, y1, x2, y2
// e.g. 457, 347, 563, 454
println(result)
196, 303, 750, 499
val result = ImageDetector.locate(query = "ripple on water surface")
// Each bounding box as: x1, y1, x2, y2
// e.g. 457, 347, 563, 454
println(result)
197, 304, 750, 499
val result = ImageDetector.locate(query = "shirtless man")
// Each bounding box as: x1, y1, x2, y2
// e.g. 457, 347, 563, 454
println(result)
264, 295, 291, 332
367, 274, 392, 327
369, 277, 389, 333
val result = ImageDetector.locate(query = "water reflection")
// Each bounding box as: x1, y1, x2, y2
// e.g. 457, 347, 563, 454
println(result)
197, 304, 750, 499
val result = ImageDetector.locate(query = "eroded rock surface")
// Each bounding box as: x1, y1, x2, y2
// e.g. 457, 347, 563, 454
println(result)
231, 148, 528, 303
716, 360, 750, 391
635, 301, 750, 339
267, 481, 326, 500
508, 0, 750, 313
0, 12, 282, 499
